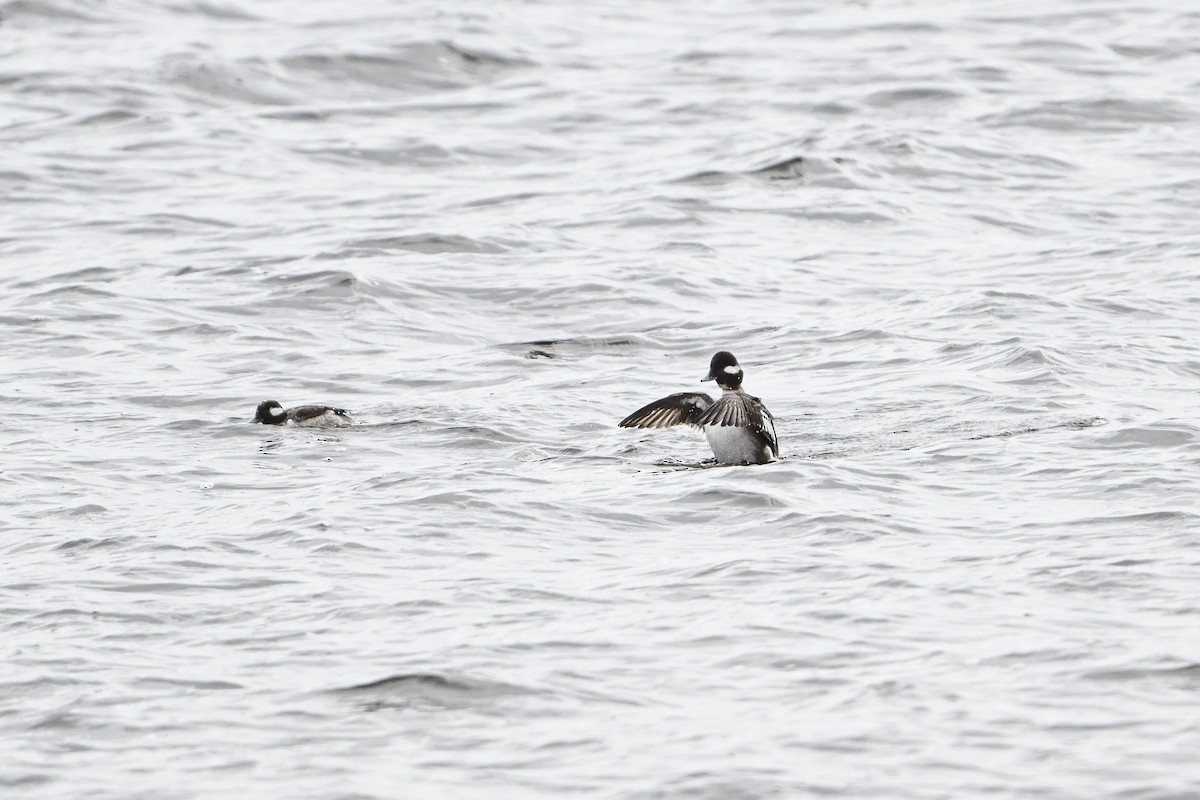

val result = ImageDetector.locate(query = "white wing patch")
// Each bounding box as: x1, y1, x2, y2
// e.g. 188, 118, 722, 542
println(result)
758, 410, 778, 457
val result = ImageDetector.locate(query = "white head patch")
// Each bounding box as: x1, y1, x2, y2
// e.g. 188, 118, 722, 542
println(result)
723, 365, 741, 375
270, 406, 285, 417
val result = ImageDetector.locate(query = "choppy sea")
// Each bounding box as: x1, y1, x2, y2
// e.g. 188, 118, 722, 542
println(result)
3, 0, 1199, 797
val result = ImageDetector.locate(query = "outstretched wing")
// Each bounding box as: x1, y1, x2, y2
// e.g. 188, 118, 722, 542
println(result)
697, 394, 778, 456
619, 392, 714, 429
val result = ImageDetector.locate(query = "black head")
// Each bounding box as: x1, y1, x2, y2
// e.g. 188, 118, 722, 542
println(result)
254, 400, 287, 425
701, 351, 743, 390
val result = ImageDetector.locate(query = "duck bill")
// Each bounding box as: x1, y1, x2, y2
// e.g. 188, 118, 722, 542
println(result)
700, 373, 715, 383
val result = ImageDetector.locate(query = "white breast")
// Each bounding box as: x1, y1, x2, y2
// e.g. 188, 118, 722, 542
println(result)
703, 424, 774, 465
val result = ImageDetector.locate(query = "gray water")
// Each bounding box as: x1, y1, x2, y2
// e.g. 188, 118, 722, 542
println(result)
3, 0, 1200, 797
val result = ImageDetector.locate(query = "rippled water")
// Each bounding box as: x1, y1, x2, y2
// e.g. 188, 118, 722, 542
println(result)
4, 0, 1200, 797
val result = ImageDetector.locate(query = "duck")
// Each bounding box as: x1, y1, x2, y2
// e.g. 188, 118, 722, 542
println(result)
253, 400, 353, 428
619, 351, 778, 465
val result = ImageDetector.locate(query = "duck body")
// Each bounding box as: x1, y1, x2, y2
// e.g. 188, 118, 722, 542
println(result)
253, 400, 354, 428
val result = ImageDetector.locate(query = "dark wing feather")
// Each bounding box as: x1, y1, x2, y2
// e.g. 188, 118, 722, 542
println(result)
619, 392, 714, 429
288, 405, 350, 422
697, 394, 748, 427
697, 395, 742, 427
750, 397, 779, 458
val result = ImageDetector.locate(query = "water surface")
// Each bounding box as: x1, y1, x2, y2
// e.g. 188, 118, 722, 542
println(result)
3, 0, 1199, 797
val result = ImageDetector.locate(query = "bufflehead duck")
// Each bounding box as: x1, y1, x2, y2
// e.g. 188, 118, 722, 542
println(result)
253, 400, 354, 428
619, 351, 778, 465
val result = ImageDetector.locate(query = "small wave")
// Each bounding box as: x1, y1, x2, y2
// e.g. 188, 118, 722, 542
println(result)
999, 346, 1065, 369
861, 86, 963, 108
94, 577, 298, 593
495, 335, 647, 360
69, 108, 141, 128
259, 268, 359, 294
338, 234, 510, 255
137, 212, 237, 230
153, 322, 239, 337
291, 142, 457, 167
24, 284, 119, 301
1085, 663, 1200, 684
135, 677, 243, 690
967, 416, 1106, 441
947, 292, 1068, 319
13, 265, 118, 289
817, 328, 891, 344
276, 40, 531, 96
981, 97, 1192, 132
332, 673, 533, 710
678, 487, 788, 508
60, 505, 109, 518
28, 711, 82, 731
163, 0, 260, 21
746, 155, 807, 180
159, 54, 296, 106
1065, 510, 1199, 527
0, 0, 102, 21
1110, 39, 1200, 62
1083, 423, 1199, 450
650, 241, 717, 255
672, 153, 858, 189
1075, 296, 1165, 318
